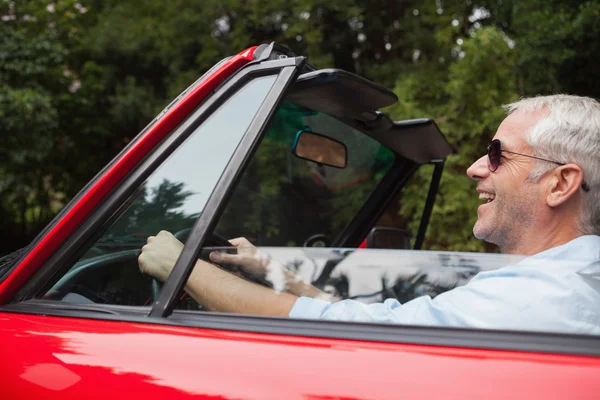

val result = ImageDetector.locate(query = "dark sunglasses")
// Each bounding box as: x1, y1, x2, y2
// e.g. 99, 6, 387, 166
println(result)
486, 139, 590, 192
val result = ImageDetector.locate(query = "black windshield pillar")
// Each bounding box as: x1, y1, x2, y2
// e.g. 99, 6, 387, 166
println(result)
149, 59, 304, 318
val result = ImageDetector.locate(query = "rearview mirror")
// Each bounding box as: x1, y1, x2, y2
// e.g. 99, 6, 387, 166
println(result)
292, 131, 347, 168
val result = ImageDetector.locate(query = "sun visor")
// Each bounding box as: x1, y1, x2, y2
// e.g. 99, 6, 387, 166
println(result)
369, 117, 454, 164
287, 69, 398, 120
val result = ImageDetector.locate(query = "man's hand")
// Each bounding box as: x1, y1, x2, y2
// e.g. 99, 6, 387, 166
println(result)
210, 237, 338, 300
138, 230, 184, 282
209, 237, 269, 277
137, 232, 301, 317
137, 232, 316, 316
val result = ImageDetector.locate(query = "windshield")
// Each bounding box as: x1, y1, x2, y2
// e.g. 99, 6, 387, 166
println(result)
214, 101, 395, 247
78, 95, 395, 261
78, 75, 279, 260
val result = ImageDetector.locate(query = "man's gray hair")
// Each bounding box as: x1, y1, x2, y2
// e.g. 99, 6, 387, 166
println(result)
503, 94, 600, 234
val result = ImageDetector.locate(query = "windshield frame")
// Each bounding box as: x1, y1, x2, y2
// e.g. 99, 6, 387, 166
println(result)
12, 57, 303, 304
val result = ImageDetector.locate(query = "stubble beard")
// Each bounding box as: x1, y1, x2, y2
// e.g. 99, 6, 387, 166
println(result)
473, 189, 536, 253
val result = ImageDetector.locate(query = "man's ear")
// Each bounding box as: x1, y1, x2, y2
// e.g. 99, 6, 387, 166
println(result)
546, 164, 584, 207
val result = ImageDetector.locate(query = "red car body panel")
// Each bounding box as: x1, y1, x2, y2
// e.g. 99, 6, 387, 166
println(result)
0, 47, 257, 304
2, 312, 599, 399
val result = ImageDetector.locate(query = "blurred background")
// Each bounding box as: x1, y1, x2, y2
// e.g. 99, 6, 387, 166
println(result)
1, 0, 599, 255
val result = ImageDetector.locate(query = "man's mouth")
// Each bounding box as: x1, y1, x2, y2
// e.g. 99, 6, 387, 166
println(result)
479, 192, 496, 203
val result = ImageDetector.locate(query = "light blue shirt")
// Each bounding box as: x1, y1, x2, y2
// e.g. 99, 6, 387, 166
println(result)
289, 235, 600, 334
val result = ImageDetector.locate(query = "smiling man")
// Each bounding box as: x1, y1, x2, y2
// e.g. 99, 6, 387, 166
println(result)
467, 100, 594, 256
139, 94, 600, 334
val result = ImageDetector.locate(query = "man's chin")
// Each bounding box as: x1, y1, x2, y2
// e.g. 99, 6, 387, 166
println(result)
472, 222, 490, 241
473, 223, 503, 249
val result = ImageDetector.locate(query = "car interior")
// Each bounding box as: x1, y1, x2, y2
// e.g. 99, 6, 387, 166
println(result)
28, 66, 453, 309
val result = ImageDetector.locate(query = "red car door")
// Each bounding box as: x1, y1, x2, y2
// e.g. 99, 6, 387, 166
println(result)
2, 311, 600, 399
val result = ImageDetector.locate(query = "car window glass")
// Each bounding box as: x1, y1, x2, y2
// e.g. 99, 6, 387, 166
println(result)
214, 100, 396, 247
34, 74, 278, 306
206, 246, 523, 303
199, 242, 600, 336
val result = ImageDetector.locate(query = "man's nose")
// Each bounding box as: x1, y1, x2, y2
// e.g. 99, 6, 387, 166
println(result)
466, 155, 489, 182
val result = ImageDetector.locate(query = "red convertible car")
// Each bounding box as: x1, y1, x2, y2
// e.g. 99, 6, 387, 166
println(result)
1, 43, 599, 399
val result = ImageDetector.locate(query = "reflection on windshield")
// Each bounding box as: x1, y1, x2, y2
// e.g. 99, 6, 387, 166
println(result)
83, 180, 197, 259
207, 246, 524, 305
78, 75, 279, 261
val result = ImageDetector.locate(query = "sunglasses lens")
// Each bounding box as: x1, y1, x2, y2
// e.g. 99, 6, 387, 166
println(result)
487, 140, 501, 171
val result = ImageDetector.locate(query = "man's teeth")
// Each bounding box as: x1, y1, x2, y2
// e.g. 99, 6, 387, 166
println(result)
479, 193, 496, 203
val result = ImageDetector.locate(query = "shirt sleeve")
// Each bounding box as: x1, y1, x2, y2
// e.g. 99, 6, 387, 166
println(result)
289, 296, 418, 324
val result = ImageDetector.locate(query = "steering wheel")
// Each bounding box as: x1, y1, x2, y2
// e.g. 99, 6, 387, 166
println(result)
47, 229, 230, 305
150, 279, 161, 302
148, 229, 230, 304
45, 249, 148, 303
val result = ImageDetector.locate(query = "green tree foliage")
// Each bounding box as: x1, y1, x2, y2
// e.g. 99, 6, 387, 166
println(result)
387, 26, 519, 251
1, 0, 599, 254
1, 0, 81, 248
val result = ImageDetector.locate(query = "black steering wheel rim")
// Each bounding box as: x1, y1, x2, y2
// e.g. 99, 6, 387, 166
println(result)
47, 230, 229, 305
